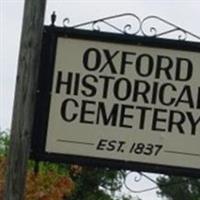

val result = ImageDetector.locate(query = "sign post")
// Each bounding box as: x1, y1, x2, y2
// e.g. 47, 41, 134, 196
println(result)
31, 27, 200, 177
5, 1, 46, 199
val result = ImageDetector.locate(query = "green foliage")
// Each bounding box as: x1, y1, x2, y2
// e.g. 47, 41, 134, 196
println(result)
157, 176, 200, 200
0, 130, 70, 176
28, 160, 70, 176
0, 130, 132, 200
0, 130, 10, 156
69, 167, 130, 200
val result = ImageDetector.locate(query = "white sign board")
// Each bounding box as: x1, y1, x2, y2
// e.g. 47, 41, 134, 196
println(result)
44, 34, 200, 173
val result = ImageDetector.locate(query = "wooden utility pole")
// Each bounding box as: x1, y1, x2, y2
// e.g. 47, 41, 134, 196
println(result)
5, 0, 46, 199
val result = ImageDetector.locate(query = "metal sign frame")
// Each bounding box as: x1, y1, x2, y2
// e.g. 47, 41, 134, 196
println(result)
31, 26, 200, 177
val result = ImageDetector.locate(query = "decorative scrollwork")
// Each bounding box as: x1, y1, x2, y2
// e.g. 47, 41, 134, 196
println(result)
92, 21, 101, 31
122, 172, 159, 193
63, 13, 141, 35
140, 15, 190, 40
121, 171, 193, 195
63, 17, 71, 27
59, 13, 200, 41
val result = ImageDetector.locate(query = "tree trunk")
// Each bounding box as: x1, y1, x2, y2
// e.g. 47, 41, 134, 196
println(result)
4, 0, 46, 199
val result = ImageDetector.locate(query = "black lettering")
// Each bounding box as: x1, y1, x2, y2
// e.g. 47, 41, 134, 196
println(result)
159, 83, 176, 106
186, 112, 200, 135
136, 54, 154, 77
80, 100, 95, 124
83, 48, 101, 71
61, 98, 78, 122
73, 73, 80, 95
99, 75, 115, 98
136, 106, 152, 129
175, 57, 193, 81
119, 104, 134, 128
132, 80, 150, 103
55, 71, 73, 94
117, 141, 126, 152
152, 109, 167, 132
81, 74, 98, 97
120, 51, 136, 74
175, 85, 194, 108
168, 110, 185, 134
113, 78, 131, 100
96, 139, 107, 150
107, 140, 116, 151
155, 55, 173, 80
151, 82, 159, 104
96, 102, 118, 126
99, 49, 119, 74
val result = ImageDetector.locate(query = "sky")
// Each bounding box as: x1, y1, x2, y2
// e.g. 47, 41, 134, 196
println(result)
1, 0, 200, 199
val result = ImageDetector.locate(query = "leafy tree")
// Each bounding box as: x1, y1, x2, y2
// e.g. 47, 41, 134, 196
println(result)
69, 166, 131, 200
0, 130, 74, 200
157, 175, 200, 200
0, 130, 133, 200
0, 129, 10, 155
